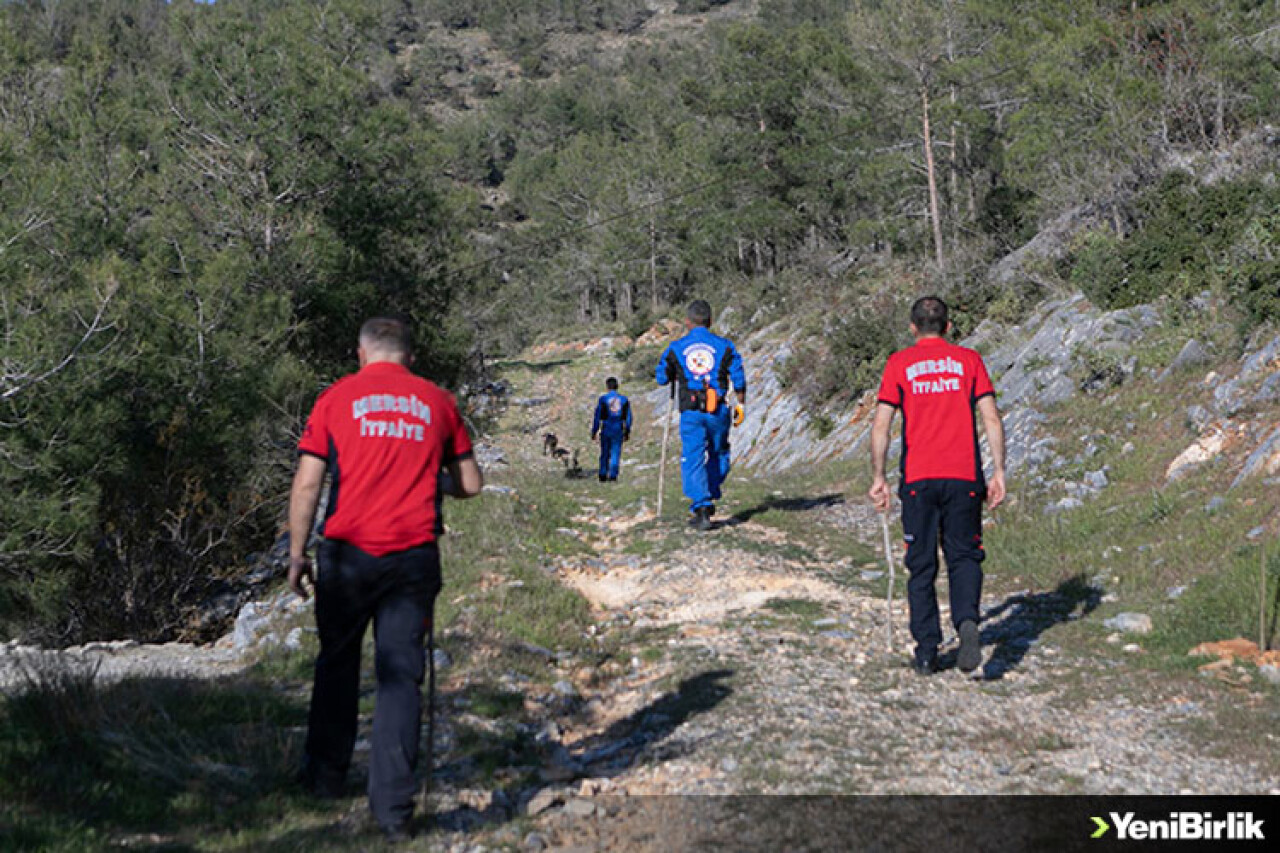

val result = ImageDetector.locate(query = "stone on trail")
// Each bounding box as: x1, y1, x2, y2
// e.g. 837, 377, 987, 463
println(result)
525, 788, 563, 817
562, 798, 597, 818
1103, 613, 1152, 634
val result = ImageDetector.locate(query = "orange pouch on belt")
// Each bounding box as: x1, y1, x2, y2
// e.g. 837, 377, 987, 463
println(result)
704, 387, 718, 413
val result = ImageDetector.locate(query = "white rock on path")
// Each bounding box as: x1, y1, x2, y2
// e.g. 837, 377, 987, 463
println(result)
1103, 613, 1153, 634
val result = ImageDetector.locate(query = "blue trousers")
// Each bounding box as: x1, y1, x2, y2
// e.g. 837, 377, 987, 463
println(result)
899, 479, 985, 661
598, 431, 623, 479
679, 408, 731, 512
304, 539, 441, 832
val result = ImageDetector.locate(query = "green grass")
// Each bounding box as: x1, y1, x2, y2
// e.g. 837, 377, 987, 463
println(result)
0, 660, 316, 851
763, 598, 827, 620
1149, 543, 1280, 665
0, 452, 611, 849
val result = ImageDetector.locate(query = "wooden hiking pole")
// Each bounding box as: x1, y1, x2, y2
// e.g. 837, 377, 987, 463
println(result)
420, 615, 437, 808
656, 382, 675, 518
880, 510, 896, 653
1262, 540, 1269, 653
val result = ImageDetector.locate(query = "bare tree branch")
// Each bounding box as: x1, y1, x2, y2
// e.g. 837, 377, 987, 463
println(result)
1, 282, 119, 401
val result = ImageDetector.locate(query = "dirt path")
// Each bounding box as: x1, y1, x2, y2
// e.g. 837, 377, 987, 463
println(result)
443, 347, 1279, 847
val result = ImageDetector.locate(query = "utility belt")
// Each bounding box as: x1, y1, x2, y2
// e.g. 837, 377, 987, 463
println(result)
679, 384, 721, 414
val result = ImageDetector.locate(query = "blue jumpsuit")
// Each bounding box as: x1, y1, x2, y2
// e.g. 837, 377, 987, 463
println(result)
655, 327, 746, 515
591, 390, 631, 480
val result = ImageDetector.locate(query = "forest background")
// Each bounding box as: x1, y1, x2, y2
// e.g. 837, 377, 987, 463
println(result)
1, 0, 1277, 643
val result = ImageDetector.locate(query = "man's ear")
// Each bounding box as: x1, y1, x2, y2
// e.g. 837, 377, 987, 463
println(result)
946, 320, 954, 337
909, 322, 920, 338
357, 346, 368, 367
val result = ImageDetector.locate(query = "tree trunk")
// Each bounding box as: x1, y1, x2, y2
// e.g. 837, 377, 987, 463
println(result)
921, 85, 945, 267
949, 91, 960, 241
946, 11, 960, 239
1215, 79, 1226, 149
618, 275, 633, 319
963, 128, 977, 221
578, 279, 592, 324
650, 210, 660, 311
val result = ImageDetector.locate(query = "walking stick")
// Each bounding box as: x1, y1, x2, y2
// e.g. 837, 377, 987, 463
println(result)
880, 510, 896, 653
656, 382, 675, 518
421, 616, 437, 808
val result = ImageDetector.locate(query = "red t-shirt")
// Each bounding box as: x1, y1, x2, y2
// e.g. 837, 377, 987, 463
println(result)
877, 337, 995, 484
298, 362, 474, 555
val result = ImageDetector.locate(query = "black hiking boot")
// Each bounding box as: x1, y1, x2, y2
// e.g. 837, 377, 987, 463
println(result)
957, 620, 982, 673
911, 654, 939, 676
298, 763, 344, 800
690, 507, 713, 531
380, 823, 413, 844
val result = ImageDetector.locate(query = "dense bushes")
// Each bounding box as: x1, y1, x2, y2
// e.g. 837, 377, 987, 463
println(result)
0, 0, 474, 642
2, 0, 1277, 642
782, 305, 902, 408
1070, 173, 1280, 322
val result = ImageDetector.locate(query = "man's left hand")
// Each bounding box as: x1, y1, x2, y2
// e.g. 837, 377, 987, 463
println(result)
289, 554, 313, 600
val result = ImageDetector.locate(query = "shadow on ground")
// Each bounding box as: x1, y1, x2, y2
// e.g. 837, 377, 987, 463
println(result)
952, 574, 1102, 680
430, 668, 735, 832
725, 494, 845, 526
493, 358, 574, 373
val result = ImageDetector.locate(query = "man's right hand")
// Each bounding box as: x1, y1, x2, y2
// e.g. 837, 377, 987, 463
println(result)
986, 471, 1007, 511
289, 554, 313, 600
868, 476, 892, 513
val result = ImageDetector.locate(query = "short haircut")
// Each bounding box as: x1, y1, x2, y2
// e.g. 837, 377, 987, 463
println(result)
606, 377, 619, 390
687, 299, 712, 327
359, 316, 412, 355
910, 296, 949, 335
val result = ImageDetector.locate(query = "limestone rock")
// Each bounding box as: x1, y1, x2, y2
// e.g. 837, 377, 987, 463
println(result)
1166, 430, 1227, 481
1103, 613, 1152, 634
1230, 426, 1280, 489
525, 788, 563, 817
1158, 339, 1212, 381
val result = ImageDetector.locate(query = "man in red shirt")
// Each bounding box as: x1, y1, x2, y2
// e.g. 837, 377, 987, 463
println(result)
288, 317, 483, 840
869, 296, 1006, 676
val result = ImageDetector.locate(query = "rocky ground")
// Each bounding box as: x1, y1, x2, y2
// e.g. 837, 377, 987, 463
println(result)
5, 304, 1277, 851
412, 339, 1280, 851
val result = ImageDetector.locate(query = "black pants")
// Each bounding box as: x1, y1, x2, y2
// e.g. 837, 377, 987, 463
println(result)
303, 539, 441, 831
900, 479, 985, 661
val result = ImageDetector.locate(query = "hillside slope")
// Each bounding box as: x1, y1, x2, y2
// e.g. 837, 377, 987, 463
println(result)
3, 304, 1278, 848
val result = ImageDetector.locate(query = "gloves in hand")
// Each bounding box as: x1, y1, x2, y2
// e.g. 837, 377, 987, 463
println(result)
732, 404, 745, 427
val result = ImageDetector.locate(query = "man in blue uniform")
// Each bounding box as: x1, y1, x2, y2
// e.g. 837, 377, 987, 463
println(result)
591, 376, 632, 482
656, 300, 746, 530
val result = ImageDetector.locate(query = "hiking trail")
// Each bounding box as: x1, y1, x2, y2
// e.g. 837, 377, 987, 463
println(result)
419, 343, 1278, 847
